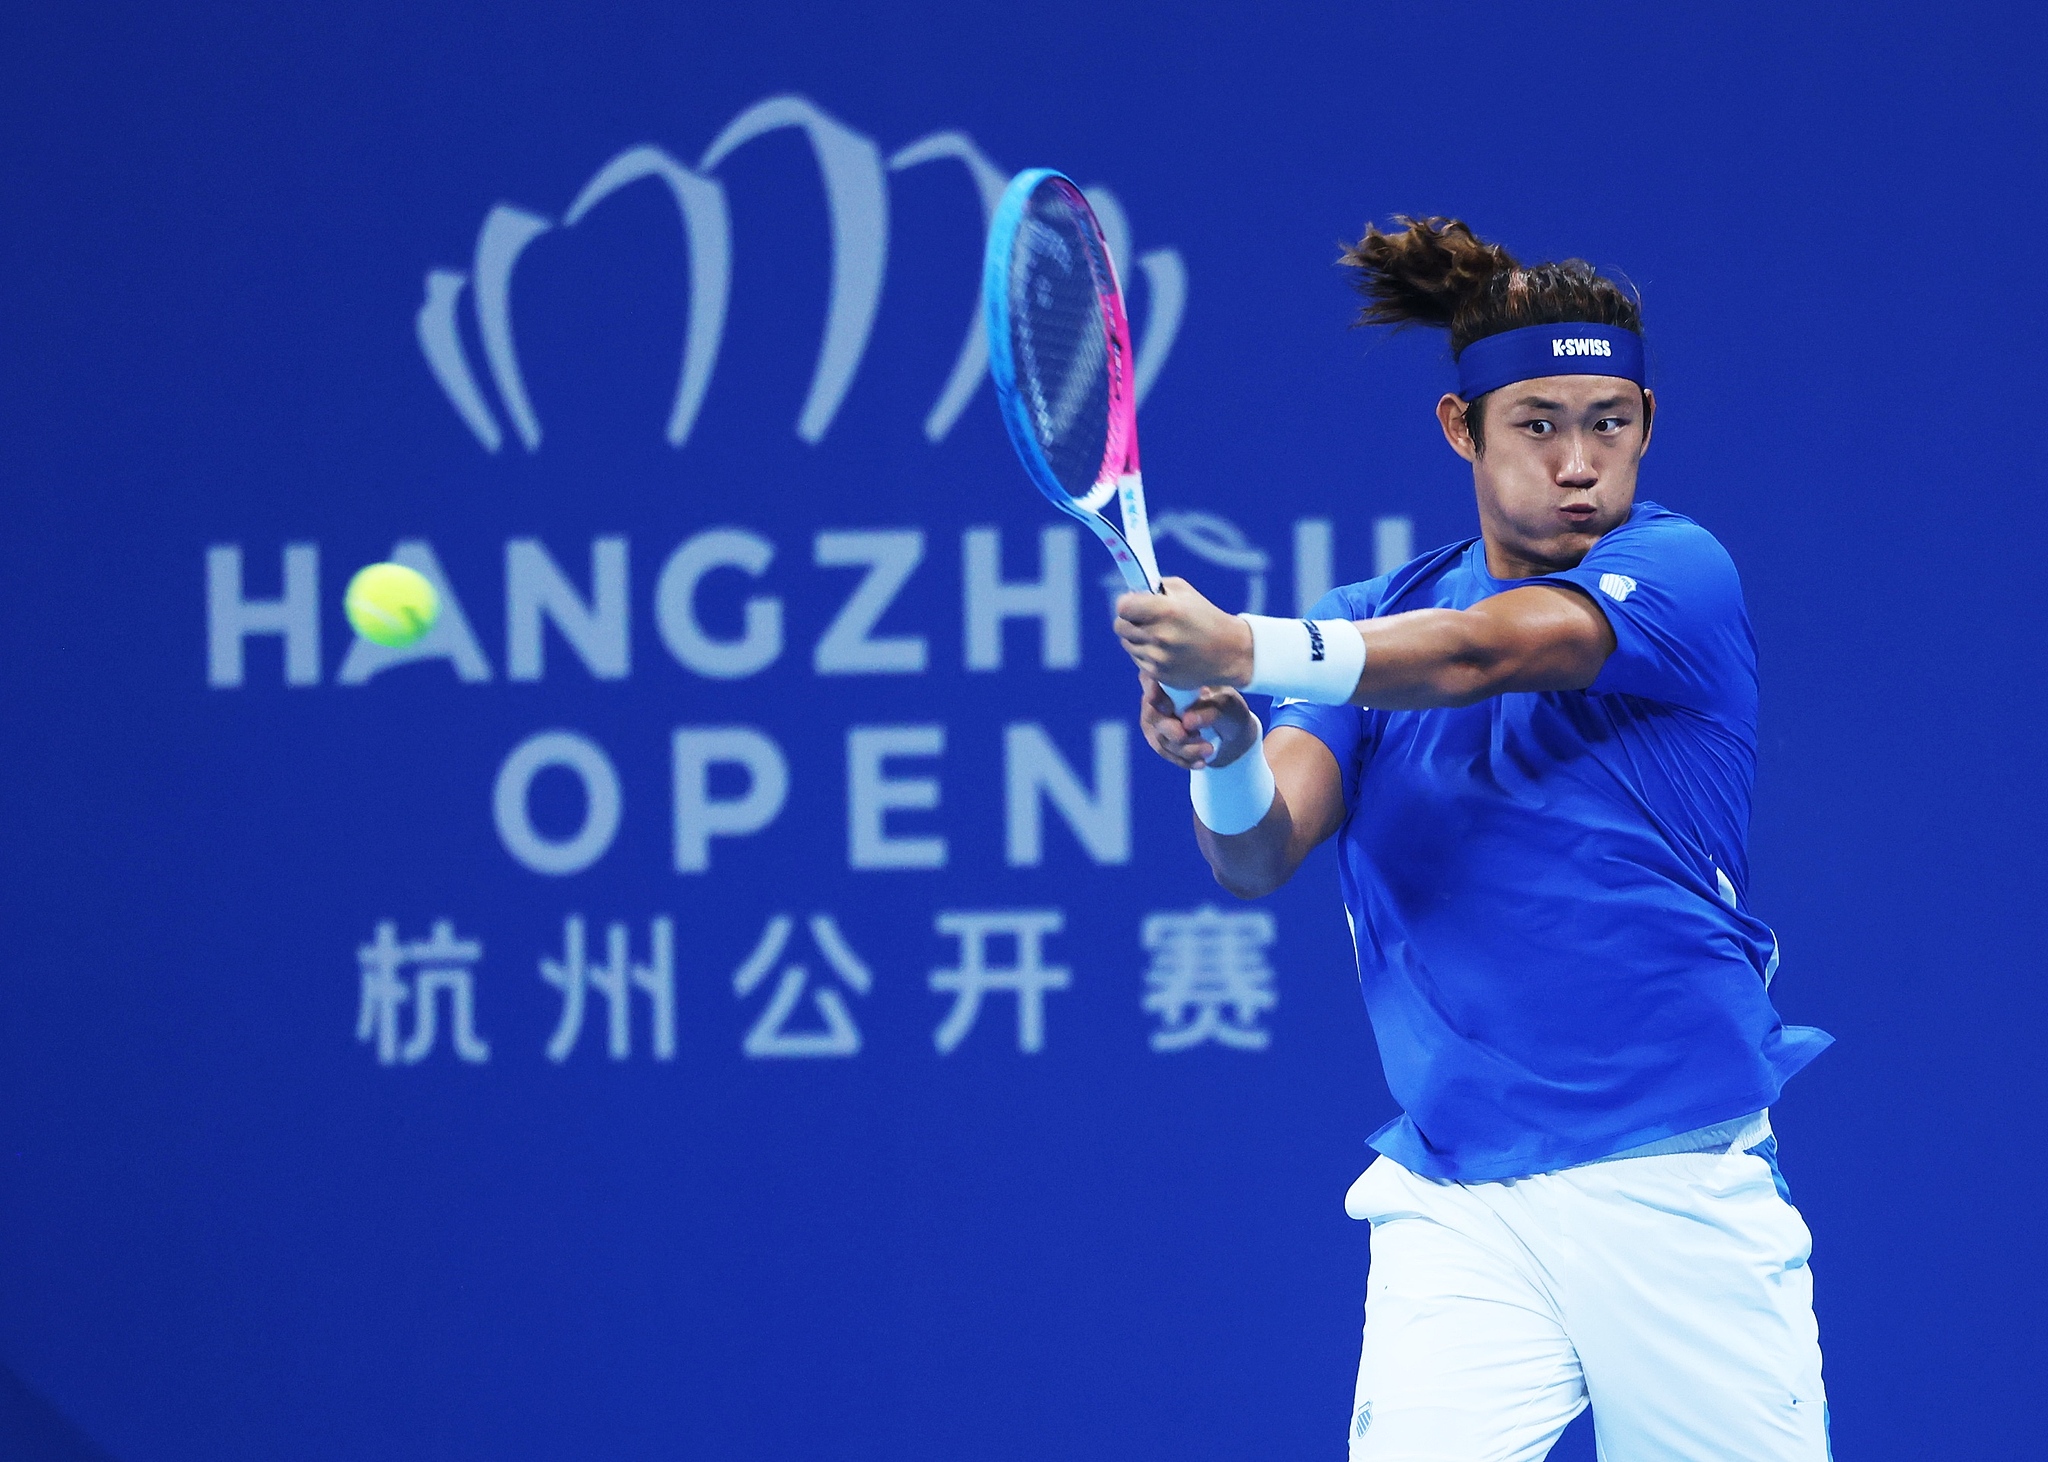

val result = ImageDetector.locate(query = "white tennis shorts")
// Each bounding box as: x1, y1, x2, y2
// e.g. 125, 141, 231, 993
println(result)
1344, 1144, 1829, 1461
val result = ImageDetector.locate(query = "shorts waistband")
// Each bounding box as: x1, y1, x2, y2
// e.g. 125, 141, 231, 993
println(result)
1583, 1108, 1773, 1165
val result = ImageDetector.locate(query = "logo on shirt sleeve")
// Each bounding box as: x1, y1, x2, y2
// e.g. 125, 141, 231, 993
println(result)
1598, 572, 1639, 602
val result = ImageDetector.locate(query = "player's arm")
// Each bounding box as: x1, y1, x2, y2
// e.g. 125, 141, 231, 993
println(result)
1116, 578, 1615, 707
1140, 675, 1346, 899
1347, 583, 1614, 706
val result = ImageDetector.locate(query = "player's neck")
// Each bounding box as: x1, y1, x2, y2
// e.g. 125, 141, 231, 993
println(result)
1482, 535, 1592, 581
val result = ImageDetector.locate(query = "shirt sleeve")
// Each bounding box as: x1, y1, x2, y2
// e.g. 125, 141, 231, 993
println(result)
1266, 585, 1378, 810
1532, 508, 1757, 724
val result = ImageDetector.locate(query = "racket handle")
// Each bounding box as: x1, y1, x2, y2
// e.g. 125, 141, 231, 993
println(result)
1164, 684, 1221, 750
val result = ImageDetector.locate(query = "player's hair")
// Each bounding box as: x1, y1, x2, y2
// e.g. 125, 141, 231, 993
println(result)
1338, 216, 1647, 450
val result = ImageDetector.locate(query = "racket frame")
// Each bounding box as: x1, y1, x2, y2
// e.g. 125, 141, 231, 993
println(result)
984, 169, 1209, 729
983, 169, 1167, 599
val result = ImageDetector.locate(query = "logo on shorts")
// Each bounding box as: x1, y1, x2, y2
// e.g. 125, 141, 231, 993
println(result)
1353, 1402, 1373, 1438
1304, 620, 1326, 662
1552, 337, 1614, 357
1598, 572, 1639, 602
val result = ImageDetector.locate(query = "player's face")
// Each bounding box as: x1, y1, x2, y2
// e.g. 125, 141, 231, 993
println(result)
1437, 376, 1654, 575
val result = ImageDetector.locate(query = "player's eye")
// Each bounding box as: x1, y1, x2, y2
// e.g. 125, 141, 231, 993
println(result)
1595, 417, 1628, 434
1522, 419, 1554, 436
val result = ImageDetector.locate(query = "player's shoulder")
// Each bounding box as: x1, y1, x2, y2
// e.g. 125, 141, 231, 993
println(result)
1599, 501, 1731, 556
1312, 538, 1477, 620
1588, 502, 1742, 588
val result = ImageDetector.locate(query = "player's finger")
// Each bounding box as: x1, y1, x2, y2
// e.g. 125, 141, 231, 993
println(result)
1139, 676, 1210, 765
1113, 616, 1150, 647
1137, 673, 1180, 732
1114, 623, 1166, 662
1165, 723, 1215, 765
1156, 724, 1206, 765
1157, 576, 1214, 616
1176, 690, 1222, 729
1145, 720, 1204, 768
1115, 590, 1165, 624
1146, 678, 1193, 726
1124, 645, 1170, 679
1145, 690, 1201, 749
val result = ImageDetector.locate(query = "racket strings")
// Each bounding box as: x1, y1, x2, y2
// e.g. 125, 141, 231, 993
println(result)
1007, 191, 1116, 505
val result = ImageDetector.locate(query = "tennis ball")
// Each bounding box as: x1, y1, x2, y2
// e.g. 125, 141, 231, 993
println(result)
345, 562, 441, 648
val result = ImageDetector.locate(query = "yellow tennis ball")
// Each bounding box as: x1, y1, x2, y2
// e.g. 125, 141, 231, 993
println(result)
345, 562, 441, 648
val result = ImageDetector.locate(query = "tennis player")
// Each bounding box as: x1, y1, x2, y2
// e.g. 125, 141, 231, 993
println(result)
1114, 217, 1831, 1459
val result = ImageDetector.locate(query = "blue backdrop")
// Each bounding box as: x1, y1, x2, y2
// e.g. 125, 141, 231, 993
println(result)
2, 4, 2042, 1459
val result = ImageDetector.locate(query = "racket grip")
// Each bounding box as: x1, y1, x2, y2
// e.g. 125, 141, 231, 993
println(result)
1164, 684, 1221, 750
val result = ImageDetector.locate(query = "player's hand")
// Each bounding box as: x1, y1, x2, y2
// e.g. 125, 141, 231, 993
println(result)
1114, 577, 1255, 691
1138, 671, 1259, 770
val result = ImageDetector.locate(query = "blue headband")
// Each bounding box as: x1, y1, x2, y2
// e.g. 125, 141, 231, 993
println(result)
1455, 323, 1645, 400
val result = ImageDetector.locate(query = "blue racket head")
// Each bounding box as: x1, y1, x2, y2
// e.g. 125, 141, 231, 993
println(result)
983, 169, 1126, 521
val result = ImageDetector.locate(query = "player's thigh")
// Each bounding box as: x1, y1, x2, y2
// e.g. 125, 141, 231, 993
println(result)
1567, 1150, 1829, 1462
1346, 1159, 1587, 1462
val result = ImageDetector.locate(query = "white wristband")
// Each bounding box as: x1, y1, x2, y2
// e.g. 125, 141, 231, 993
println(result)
1240, 614, 1366, 704
1190, 716, 1276, 835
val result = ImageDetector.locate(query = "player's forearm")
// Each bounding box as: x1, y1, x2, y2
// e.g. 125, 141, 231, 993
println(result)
1224, 588, 1609, 710
1187, 728, 1340, 898
1350, 608, 1511, 709
1193, 794, 1305, 899
1352, 590, 1612, 707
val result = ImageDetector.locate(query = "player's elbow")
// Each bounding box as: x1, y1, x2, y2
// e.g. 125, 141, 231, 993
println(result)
1211, 860, 1285, 899
1200, 836, 1293, 899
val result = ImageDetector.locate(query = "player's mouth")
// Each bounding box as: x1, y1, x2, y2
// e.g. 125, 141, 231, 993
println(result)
1558, 502, 1599, 522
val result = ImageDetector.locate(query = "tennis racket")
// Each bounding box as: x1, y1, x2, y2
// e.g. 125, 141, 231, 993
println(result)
982, 169, 1212, 738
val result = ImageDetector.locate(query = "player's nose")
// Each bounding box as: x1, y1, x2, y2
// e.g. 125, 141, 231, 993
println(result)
1557, 432, 1597, 488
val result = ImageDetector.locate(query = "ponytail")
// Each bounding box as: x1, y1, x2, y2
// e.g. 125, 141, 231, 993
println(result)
1339, 216, 1643, 359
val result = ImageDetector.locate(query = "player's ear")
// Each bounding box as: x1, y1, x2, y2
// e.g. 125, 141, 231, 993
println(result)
1437, 393, 1479, 463
1637, 388, 1656, 458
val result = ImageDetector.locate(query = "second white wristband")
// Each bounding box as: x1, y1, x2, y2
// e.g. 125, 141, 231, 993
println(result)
1240, 614, 1366, 704
1190, 715, 1276, 835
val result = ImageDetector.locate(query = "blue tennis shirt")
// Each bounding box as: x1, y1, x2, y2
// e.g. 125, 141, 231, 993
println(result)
1270, 501, 1830, 1182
